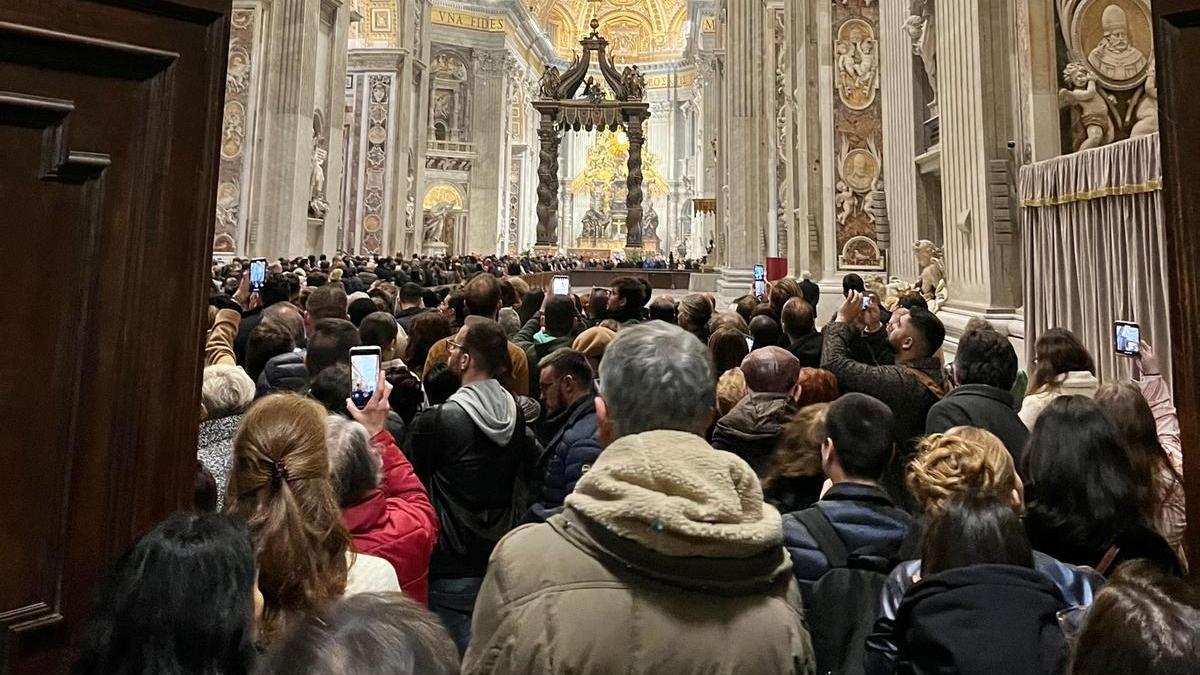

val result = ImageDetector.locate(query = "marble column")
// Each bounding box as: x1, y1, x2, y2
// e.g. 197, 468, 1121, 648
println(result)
466, 49, 509, 255
718, 0, 772, 303
878, 0, 922, 281
625, 111, 647, 251
242, 0, 350, 258
936, 0, 1023, 338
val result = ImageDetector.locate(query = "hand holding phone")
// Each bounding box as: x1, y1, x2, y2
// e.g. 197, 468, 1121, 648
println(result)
1114, 321, 1140, 357
346, 367, 393, 438
249, 257, 268, 294
349, 346, 382, 409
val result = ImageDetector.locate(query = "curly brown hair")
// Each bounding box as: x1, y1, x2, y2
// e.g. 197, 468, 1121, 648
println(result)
226, 394, 352, 644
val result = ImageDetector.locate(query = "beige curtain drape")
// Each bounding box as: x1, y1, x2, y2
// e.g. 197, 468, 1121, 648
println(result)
1019, 133, 1172, 386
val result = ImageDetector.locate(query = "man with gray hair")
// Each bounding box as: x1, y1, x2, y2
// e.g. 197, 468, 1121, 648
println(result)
464, 322, 813, 674
712, 346, 803, 477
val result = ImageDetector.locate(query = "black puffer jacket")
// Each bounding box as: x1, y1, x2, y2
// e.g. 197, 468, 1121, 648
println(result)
890, 564, 1068, 675
865, 552, 1104, 674
711, 393, 797, 477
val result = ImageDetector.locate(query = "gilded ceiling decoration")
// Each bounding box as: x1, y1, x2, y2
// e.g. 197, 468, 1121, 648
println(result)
532, 0, 690, 64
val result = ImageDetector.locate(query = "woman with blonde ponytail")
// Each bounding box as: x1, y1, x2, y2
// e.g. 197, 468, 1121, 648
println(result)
226, 393, 398, 644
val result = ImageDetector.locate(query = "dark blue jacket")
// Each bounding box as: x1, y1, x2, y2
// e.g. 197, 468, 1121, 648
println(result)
781, 483, 913, 589
528, 395, 601, 521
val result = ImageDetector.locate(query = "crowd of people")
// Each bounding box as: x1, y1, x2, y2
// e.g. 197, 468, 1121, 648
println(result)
72, 254, 1198, 674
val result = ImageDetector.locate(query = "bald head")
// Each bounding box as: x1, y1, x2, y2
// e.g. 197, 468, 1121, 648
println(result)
263, 301, 306, 347
741, 346, 801, 395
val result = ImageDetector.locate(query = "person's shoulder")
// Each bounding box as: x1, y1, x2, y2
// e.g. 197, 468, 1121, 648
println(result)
346, 551, 400, 595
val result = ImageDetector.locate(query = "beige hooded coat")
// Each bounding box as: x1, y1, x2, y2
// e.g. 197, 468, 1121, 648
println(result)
462, 430, 815, 675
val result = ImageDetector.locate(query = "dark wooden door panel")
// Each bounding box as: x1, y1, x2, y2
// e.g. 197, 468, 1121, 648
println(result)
1154, 0, 1200, 571
0, 1, 229, 672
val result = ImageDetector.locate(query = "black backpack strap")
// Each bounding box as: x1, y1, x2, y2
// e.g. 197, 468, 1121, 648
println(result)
796, 507, 850, 569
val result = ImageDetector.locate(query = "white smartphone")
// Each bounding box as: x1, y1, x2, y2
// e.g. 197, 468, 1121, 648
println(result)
1114, 321, 1140, 357
350, 346, 381, 407
249, 257, 267, 293
552, 275, 571, 296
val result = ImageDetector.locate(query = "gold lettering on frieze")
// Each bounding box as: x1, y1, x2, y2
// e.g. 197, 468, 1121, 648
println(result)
701, 16, 717, 33
431, 8, 506, 33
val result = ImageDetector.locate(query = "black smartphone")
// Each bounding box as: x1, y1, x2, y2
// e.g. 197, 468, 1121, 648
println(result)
349, 346, 381, 408
249, 257, 268, 294
1114, 321, 1140, 357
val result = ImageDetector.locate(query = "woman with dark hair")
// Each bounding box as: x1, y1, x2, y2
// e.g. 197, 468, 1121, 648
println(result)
404, 312, 453, 379
887, 499, 1068, 674
1094, 342, 1186, 568
1021, 396, 1181, 574
226, 393, 399, 644
761, 403, 829, 513
1019, 328, 1098, 428
74, 512, 262, 675
708, 327, 750, 377
1070, 560, 1200, 675
258, 592, 459, 675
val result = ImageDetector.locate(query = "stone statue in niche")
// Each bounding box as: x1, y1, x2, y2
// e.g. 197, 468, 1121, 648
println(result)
539, 65, 561, 100
905, 0, 938, 112
914, 240, 947, 313
1060, 62, 1115, 151
308, 110, 329, 219
423, 201, 453, 243
1088, 4, 1149, 84
644, 203, 660, 241
1131, 61, 1158, 138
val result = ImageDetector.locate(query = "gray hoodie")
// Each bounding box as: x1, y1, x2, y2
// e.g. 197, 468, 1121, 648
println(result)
449, 379, 518, 445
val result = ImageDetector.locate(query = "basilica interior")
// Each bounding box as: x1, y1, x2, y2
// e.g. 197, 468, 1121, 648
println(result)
7, 1, 1200, 671
213, 0, 1168, 374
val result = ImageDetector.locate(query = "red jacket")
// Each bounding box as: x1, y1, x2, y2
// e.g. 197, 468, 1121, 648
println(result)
342, 432, 439, 605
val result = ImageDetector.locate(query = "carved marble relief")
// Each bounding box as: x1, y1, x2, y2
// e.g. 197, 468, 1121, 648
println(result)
1056, 0, 1157, 152
361, 74, 392, 254
833, 0, 886, 270
507, 158, 522, 254
214, 7, 259, 254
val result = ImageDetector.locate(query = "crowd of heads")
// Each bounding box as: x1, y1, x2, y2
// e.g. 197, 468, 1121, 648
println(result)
75, 258, 1198, 675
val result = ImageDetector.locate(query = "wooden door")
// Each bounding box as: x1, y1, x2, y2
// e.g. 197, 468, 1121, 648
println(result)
1154, 0, 1200, 571
0, 1, 230, 671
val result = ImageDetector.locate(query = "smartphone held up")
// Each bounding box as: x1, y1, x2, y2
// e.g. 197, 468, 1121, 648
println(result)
1114, 321, 1140, 357
350, 346, 381, 408
249, 257, 267, 294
